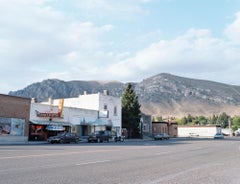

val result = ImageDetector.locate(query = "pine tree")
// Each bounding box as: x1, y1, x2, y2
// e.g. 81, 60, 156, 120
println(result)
122, 83, 141, 138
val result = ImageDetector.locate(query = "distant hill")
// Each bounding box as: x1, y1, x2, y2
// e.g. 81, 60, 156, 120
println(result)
9, 79, 126, 101
9, 73, 240, 118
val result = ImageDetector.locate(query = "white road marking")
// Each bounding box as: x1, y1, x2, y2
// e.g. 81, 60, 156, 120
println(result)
75, 160, 111, 166
155, 151, 171, 155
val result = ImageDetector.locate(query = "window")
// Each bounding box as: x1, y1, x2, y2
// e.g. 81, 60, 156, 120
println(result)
114, 106, 117, 116
143, 124, 147, 131
104, 104, 108, 110
0, 117, 24, 136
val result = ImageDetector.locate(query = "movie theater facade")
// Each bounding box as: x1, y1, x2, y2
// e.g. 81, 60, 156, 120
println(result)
30, 92, 122, 141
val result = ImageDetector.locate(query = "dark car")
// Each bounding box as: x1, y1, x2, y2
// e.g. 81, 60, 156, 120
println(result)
88, 130, 112, 143
47, 132, 80, 144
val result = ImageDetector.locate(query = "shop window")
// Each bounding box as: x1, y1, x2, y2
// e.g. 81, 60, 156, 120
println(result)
0, 117, 24, 136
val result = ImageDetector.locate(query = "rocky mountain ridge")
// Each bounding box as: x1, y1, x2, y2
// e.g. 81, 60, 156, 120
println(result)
8, 73, 240, 118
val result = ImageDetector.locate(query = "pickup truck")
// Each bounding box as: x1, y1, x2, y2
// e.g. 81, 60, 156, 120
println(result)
87, 130, 112, 143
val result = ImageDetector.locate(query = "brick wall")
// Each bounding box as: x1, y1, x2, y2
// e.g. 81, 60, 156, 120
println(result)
152, 122, 168, 134
0, 94, 31, 136
152, 121, 178, 137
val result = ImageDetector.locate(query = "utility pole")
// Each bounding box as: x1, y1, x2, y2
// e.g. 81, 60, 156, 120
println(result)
229, 119, 232, 137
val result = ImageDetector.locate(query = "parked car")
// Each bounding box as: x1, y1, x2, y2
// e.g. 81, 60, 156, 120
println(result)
114, 135, 125, 142
88, 130, 112, 143
214, 133, 224, 139
189, 133, 199, 137
47, 132, 80, 144
154, 133, 169, 140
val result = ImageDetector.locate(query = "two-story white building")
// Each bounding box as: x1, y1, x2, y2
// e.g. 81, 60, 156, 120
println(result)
40, 90, 122, 138
30, 101, 101, 140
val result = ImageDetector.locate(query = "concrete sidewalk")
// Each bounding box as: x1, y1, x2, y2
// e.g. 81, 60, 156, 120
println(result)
0, 135, 154, 145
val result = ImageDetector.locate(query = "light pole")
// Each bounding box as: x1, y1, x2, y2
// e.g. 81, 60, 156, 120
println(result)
229, 119, 233, 137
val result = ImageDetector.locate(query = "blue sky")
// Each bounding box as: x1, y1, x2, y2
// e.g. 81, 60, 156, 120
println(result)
1, 0, 240, 94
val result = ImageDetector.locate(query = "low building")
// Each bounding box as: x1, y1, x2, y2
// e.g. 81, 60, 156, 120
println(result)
0, 94, 31, 143
41, 91, 122, 137
152, 121, 178, 137
30, 100, 113, 141
168, 122, 178, 137
178, 125, 222, 137
141, 113, 152, 136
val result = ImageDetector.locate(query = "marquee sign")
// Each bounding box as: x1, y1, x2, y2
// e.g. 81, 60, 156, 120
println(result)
35, 99, 64, 118
35, 110, 60, 118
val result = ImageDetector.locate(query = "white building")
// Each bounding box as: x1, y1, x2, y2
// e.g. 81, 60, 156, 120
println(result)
178, 125, 222, 138
30, 102, 101, 140
40, 91, 122, 137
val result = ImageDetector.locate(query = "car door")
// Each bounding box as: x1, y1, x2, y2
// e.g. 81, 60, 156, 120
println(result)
65, 133, 71, 143
70, 133, 76, 142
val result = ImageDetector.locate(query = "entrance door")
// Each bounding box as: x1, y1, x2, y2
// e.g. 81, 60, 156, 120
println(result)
81, 125, 89, 136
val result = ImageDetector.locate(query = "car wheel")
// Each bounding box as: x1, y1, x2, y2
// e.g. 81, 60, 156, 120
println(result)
75, 139, 79, 143
60, 139, 64, 144
97, 138, 101, 143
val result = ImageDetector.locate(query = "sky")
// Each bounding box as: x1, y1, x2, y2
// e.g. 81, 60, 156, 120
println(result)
1, 0, 240, 94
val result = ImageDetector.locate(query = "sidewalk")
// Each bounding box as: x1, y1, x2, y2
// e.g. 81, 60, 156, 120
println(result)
0, 136, 154, 145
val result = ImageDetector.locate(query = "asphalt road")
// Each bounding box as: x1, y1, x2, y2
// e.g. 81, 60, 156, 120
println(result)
0, 138, 240, 184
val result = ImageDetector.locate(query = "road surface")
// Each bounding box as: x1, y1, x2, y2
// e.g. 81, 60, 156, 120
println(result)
0, 138, 239, 184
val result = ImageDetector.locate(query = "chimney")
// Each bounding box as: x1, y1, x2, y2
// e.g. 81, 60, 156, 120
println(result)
31, 98, 37, 103
103, 90, 109, 95
48, 97, 53, 105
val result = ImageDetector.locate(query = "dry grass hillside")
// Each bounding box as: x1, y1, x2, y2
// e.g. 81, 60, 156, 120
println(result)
8, 73, 240, 118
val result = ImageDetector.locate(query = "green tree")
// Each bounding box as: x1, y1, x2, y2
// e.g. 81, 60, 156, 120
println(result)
154, 116, 163, 122
122, 83, 141, 138
209, 115, 218, 125
232, 116, 240, 131
181, 117, 188, 125
198, 116, 208, 125
187, 114, 193, 123
217, 112, 229, 128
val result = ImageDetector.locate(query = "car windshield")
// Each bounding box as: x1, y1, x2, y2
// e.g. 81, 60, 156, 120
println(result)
57, 132, 67, 136
93, 131, 100, 135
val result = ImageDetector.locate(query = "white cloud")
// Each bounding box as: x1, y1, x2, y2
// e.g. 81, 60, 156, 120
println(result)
1, 1, 240, 94
224, 12, 240, 43
104, 27, 240, 83
70, 0, 148, 21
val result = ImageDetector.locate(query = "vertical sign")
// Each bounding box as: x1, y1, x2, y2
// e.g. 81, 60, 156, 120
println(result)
58, 99, 64, 117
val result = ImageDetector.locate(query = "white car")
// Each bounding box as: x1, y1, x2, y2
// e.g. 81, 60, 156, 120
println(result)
154, 133, 169, 140
189, 133, 199, 137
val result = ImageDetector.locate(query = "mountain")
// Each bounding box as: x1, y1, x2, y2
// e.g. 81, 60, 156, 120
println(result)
8, 73, 240, 118
135, 73, 240, 117
8, 79, 125, 101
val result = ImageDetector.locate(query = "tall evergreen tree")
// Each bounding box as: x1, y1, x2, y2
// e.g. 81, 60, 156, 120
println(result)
122, 83, 141, 138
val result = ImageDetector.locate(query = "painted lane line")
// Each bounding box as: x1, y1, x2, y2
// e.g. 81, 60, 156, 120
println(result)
155, 151, 172, 155
76, 160, 111, 166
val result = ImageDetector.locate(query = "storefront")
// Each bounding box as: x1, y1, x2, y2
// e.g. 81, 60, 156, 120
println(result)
31, 97, 119, 140
41, 93, 122, 137
0, 94, 31, 143
30, 101, 71, 141
29, 120, 72, 141
72, 117, 114, 137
